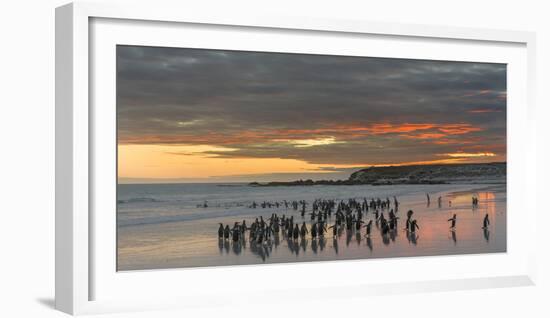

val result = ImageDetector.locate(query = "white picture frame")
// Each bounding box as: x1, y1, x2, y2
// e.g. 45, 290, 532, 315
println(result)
55, 1, 538, 315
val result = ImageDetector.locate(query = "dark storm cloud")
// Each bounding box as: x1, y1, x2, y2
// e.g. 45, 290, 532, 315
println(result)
117, 45, 506, 165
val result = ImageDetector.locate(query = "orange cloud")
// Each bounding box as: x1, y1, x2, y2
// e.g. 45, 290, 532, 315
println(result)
436, 124, 482, 135
366, 123, 436, 134
119, 122, 483, 146
400, 133, 447, 139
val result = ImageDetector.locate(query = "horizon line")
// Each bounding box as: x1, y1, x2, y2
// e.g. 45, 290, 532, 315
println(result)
118, 161, 506, 185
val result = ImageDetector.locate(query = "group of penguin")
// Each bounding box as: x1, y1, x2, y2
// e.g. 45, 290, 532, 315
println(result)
217, 196, 426, 245
218, 193, 493, 247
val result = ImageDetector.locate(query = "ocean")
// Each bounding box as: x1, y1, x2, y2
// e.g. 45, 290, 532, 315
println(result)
117, 183, 506, 271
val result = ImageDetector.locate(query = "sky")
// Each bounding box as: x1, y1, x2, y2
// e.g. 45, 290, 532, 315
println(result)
117, 45, 506, 183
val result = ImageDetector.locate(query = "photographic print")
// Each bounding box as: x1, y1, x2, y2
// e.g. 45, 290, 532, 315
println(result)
116, 45, 506, 271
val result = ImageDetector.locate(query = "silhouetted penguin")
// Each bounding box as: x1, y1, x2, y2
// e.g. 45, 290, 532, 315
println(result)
405, 210, 414, 231
389, 216, 398, 230
318, 222, 327, 236
448, 214, 457, 230
300, 222, 309, 238
241, 220, 248, 235
232, 223, 241, 241
381, 219, 390, 235
364, 220, 373, 237
293, 224, 300, 240
410, 220, 419, 233
311, 223, 318, 239
483, 213, 490, 229
218, 223, 224, 239
224, 225, 231, 240
329, 223, 338, 238
355, 219, 364, 231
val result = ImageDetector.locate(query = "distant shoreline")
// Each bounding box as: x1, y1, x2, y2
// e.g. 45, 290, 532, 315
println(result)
249, 162, 506, 187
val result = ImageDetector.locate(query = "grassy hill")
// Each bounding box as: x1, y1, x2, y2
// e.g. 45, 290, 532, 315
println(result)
348, 162, 505, 185
250, 162, 506, 186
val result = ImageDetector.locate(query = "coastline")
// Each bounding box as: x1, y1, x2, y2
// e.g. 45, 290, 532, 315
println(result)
250, 162, 506, 187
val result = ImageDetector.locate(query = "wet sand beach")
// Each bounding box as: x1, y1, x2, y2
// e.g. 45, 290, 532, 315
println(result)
117, 183, 505, 271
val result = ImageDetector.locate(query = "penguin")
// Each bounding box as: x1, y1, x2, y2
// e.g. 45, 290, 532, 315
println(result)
329, 223, 338, 238
218, 223, 224, 239
311, 223, 318, 239
389, 215, 398, 230
224, 225, 231, 240
355, 219, 364, 231
381, 218, 390, 235
405, 210, 414, 231
232, 223, 241, 242
410, 219, 420, 233
300, 222, 309, 238
273, 220, 280, 234
448, 214, 457, 230
318, 222, 327, 237
483, 213, 490, 229
287, 223, 293, 237
293, 224, 300, 240
364, 220, 373, 237
241, 220, 248, 235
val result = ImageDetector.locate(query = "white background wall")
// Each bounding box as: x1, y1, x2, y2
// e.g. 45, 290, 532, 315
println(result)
0, 0, 548, 316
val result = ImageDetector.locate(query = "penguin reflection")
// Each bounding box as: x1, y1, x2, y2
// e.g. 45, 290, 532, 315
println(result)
250, 241, 270, 261
232, 240, 242, 255
319, 236, 326, 252
274, 233, 280, 248
382, 233, 390, 246
311, 238, 318, 254
346, 231, 353, 247
300, 237, 307, 252
218, 238, 224, 254
483, 228, 490, 242
287, 237, 299, 256
389, 229, 397, 243
333, 237, 339, 255
407, 231, 419, 245
450, 230, 457, 245
366, 237, 373, 251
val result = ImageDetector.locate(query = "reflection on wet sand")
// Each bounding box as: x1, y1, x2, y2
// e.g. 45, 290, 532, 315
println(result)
407, 231, 419, 245
450, 230, 457, 245
213, 189, 502, 263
